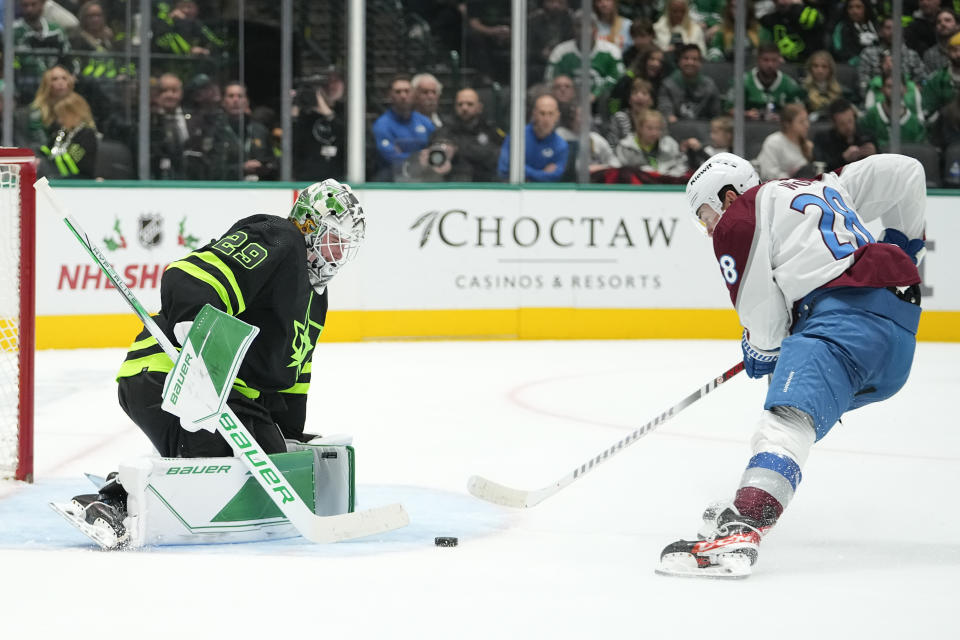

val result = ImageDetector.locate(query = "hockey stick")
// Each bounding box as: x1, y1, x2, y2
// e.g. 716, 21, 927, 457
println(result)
467, 361, 745, 508
36, 177, 409, 543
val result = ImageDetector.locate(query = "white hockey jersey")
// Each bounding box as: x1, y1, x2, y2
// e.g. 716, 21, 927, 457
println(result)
712, 154, 926, 351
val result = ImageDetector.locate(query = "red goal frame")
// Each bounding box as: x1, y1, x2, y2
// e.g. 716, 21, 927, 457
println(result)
0, 148, 36, 482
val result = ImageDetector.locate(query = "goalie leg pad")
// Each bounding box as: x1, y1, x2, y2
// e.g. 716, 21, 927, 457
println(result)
285, 440, 356, 515
118, 445, 355, 548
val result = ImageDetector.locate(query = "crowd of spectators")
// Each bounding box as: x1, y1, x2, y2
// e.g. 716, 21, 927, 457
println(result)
372, 0, 960, 185
4, 0, 252, 180
6, 0, 960, 186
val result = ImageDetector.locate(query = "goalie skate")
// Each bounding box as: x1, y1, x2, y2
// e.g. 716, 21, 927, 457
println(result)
49, 498, 130, 550
655, 503, 767, 579
49, 474, 130, 550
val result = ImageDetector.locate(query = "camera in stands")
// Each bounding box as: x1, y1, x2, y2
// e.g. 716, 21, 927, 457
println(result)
427, 144, 448, 167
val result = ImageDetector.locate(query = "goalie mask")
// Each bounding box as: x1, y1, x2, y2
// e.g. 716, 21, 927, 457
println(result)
686, 152, 759, 235
290, 179, 366, 291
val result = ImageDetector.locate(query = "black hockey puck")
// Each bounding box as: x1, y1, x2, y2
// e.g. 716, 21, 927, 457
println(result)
434, 536, 458, 547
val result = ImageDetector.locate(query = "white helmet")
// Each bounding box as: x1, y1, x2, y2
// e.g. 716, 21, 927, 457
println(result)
685, 152, 759, 234
289, 179, 366, 292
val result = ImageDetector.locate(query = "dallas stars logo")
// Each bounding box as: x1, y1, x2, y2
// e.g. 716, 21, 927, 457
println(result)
288, 292, 323, 375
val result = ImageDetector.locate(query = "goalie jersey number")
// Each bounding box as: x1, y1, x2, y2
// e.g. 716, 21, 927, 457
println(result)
212, 230, 269, 269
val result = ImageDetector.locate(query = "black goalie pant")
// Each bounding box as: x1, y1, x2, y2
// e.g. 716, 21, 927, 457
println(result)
118, 371, 287, 458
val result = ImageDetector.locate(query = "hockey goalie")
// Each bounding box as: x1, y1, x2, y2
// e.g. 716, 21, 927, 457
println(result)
48, 179, 384, 549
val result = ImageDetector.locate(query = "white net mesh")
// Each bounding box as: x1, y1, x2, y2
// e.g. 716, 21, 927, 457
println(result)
0, 162, 23, 479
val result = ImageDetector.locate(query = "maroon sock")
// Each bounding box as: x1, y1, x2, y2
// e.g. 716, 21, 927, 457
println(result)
734, 486, 783, 526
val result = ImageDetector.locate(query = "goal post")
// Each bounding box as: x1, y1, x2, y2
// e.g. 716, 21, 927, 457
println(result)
0, 148, 36, 482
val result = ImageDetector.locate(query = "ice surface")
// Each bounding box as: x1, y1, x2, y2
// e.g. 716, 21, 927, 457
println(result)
1, 340, 957, 638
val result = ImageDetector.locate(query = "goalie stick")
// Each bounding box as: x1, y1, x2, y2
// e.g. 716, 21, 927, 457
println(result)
467, 361, 745, 508
35, 177, 409, 543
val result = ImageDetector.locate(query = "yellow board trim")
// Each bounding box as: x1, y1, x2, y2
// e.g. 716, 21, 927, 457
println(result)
35, 309, 960, 349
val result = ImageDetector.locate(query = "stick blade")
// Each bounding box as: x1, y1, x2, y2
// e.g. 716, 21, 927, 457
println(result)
301, 502, 410, 543
467, 475, 538, 508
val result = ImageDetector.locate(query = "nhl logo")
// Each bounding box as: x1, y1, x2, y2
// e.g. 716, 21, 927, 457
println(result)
138, 212, 164, 249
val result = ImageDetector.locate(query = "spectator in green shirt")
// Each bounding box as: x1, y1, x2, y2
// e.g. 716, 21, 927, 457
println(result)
12, 0, 73, 102
724, 42, 806, 121
859, 72, 928, 149
865, 52, 924, 119
922, 30, 960, 126
545, 11, 626, 99
706, 0, 760, 63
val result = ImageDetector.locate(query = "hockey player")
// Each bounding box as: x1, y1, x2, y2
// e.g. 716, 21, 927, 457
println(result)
658, 152, 926, 578
66, 179, 366, 544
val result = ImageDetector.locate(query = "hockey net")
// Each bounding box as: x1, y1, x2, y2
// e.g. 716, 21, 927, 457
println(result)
0, 149, 35, 482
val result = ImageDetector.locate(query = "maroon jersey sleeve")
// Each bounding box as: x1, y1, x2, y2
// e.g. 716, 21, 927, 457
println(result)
711, 186, 760, 308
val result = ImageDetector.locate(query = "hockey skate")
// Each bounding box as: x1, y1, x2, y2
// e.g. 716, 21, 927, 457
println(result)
656, 502, 770, 579
49, 472, 130, 550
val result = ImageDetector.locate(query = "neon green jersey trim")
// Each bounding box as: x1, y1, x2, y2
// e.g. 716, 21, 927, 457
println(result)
119, 353, 262, 399
188, 251, 246, 315
117, 352, 174, 379
129, 336, 158, 352
166, 259, 235, 315
232, 376, 261, 399
279, 382, 310, 395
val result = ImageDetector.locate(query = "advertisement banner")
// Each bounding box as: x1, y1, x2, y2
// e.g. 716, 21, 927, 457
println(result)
344, 188, 729, 311
38, 188, 290, 316
34, 185, 960, 347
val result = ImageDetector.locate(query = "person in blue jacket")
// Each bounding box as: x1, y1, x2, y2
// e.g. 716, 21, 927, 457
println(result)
497, 93, 569, 181
371, 74, 436, 180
